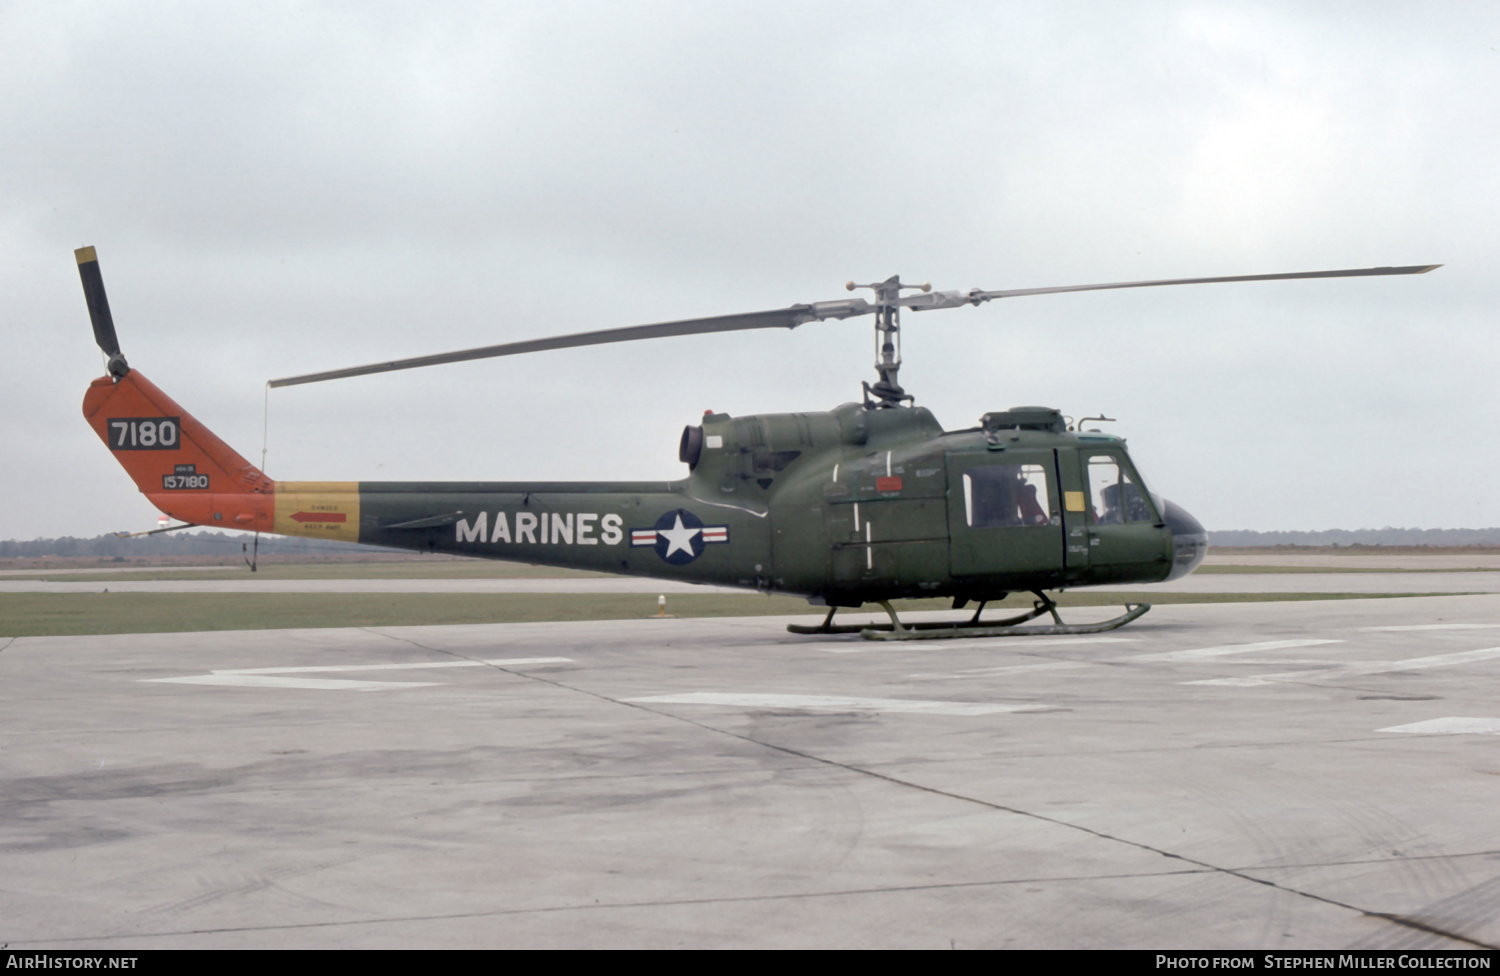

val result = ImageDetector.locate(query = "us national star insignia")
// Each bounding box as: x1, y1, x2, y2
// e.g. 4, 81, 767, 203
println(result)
630, 509, 730, 565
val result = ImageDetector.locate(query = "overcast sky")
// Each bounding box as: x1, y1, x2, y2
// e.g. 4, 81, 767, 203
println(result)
2, 1, 1495, 540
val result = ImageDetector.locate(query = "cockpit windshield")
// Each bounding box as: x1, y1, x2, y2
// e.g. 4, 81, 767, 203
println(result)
1087, 455, 1154, 524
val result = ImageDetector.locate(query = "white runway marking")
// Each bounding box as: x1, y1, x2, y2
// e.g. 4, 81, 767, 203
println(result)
898, 639, 1345, 680
214, 657, 573, 675
1361, 624, 1500, 631
215, 663, 477, 675
1129, 639, 1342, 663
143, 657, 576, 691
1185, 646, 1500, 688
1379, 717, 1500, 735
624, 693, 1051, 716
147, 675, 439, 691
822, 636, 1137, 654
907, 661, 1092, 681
1197, 659, 1350, 666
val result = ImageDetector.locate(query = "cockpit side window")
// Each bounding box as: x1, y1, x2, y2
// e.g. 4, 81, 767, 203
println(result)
963, 463, 1053, 528
1086, 454, 1153, 524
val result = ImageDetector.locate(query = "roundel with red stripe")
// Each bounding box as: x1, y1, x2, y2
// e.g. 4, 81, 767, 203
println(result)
629, 508, 730, 565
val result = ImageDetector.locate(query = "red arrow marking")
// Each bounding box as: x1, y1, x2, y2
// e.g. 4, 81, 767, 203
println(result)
291, 511, 346, 523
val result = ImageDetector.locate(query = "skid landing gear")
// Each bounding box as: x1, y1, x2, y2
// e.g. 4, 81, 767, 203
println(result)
786, 592, 1150, 641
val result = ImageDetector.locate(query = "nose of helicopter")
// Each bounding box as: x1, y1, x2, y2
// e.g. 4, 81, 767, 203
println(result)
1161, 499, 1208, 580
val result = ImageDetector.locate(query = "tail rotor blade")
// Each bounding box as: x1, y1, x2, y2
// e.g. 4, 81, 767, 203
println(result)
75, 246, 130, 379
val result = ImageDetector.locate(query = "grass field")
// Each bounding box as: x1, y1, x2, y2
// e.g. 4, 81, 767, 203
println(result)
2, 550, 1484, 637
0, 561, 610, 582
0, 590, 1452, 637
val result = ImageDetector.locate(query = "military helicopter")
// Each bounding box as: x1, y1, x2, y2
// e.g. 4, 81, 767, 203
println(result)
76, 247, 1438, 639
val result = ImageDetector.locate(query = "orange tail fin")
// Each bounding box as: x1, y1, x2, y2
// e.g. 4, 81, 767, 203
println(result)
82, 370, 276, 532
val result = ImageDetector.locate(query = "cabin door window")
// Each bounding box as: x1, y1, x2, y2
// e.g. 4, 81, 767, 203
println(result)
962, 463, 1053, 528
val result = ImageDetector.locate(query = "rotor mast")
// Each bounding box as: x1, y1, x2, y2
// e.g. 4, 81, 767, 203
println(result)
848, 275, 930, 408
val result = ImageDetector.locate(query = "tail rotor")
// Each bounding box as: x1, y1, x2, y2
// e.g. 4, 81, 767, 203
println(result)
75, 246, 129, 380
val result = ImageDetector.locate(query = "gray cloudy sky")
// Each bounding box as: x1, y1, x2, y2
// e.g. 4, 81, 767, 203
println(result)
2, 1, 1495, 540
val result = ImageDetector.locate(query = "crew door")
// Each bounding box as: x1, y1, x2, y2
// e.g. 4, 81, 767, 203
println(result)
946, 451, 1064, 580
1078, 450, 1173, 583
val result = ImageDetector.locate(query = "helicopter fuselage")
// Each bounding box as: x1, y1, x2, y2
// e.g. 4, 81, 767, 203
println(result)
83, 367, 1207, 608
255, 401, 1207, 605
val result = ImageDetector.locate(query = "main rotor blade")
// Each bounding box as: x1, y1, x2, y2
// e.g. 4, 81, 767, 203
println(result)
968, 265, 1441, 302
75, 245, 130, 379
267, 262, 1439, 388
268, 300, 872, 388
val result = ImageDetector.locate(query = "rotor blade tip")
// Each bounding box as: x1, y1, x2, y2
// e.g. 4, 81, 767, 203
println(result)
75, 245, 97, 265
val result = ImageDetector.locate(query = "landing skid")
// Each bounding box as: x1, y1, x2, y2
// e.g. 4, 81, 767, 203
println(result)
787, 592, 1150, 641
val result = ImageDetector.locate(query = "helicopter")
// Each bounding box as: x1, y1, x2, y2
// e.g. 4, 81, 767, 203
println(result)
75, 247, 1439, 640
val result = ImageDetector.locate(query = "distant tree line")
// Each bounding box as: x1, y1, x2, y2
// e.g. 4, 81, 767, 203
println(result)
0, 531, 398, 558
1209, 527, 1500, 547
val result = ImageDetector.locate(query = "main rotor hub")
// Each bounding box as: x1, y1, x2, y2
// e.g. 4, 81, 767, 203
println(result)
846, 275, 931, 409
